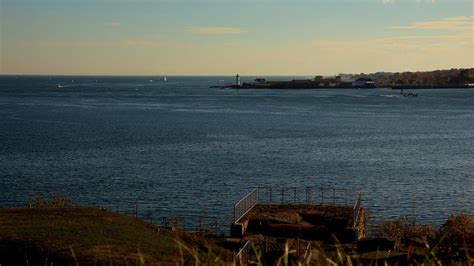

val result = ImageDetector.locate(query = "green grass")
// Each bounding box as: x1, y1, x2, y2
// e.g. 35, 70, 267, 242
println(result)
0, 207, 232, 265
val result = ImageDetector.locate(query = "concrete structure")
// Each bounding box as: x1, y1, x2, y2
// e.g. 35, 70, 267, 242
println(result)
232, 204, 365, 241
231, 188, 365, 241
230, 188, 365, 264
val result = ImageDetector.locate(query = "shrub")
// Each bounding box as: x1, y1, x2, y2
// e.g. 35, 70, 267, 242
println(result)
26, 194, 72, 208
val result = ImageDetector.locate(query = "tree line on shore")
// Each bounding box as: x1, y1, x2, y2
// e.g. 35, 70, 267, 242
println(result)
347, 68, 474, 87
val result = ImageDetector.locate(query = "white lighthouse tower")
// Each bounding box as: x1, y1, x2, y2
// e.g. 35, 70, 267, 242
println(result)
236, 74, 241, 86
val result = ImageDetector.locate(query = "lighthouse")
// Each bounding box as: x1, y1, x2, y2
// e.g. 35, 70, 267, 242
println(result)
236, 74, 241, 86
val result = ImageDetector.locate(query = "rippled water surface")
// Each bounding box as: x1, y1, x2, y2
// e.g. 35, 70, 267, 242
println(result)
0, 76, 473, 227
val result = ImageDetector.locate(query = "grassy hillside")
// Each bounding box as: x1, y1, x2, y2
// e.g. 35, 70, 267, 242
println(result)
0, 204, 471, 265
0, 207, 232, 265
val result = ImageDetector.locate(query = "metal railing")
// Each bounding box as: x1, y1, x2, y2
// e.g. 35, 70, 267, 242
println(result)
353, 191, 362, 230
256, 186, 356, 206
302, 241, 312, 263
234, 240, 251, 265
234, 188, 259, 222
293, 238, 310, 262
96, 202, 231, 236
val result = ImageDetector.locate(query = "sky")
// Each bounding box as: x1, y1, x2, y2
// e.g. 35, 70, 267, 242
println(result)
0, 0, 473, 76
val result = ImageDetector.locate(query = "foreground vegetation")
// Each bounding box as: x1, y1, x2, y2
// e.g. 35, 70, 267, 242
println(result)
0, 198, 232, 265
0, 197, 472, 265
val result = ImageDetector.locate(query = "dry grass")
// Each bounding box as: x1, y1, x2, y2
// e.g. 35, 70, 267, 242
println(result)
0, 207, 232, 265
0, 197, 472, 265
26, 194, 73, 208
371, 214, 474, 265
375, 216, 437, 243
436, 213, 474, 263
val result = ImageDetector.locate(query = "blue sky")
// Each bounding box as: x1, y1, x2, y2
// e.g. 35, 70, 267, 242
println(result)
1, 0, 473, 75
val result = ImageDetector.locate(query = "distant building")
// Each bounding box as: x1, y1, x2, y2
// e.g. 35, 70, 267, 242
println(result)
236, 74, 241, 86
313, 75, 342, 87
313, 75, 324, 82
353, 78, 375, 88
254, 78, 266, 83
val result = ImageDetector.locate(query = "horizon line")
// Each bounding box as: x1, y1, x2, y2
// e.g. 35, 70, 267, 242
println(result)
1, 67, 472, 78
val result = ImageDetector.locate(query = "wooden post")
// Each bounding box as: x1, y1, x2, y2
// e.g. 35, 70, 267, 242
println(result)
333, 189, 336, 205
135, 204, 138, 218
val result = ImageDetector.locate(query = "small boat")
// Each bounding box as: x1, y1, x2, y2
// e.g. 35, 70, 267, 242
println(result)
163, 77, 167, 82
403, 91, 418, 97
56, 83, 64, 89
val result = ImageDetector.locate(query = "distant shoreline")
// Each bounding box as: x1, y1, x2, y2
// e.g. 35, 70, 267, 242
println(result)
213, 68, 474, 90
211, 84, 473, 89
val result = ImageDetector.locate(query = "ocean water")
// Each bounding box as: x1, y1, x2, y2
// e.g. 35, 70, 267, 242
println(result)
0, 76, 473, 229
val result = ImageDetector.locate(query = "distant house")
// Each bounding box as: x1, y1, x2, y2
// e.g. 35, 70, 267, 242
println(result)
313, 75, 324, 82
328, 76, 341, 87
353, 78, 375, 88
314, 75, 342, 87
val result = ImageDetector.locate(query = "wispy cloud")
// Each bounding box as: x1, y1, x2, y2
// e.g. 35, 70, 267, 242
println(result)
416, 0, 436, 4
312, 32, 472, 52
189, 27, 248, 35
382, 0, 395, 5
384, 0, 436, 5
309, 32, 472, 72
391, 16, 474, 31
34, 39, 160, 49
103, 22, 121, 27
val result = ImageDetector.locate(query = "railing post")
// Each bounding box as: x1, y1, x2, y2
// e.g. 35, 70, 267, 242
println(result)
305, 187, 309, 204
294, 187, 297, 203
247, 193, 250, 211
269, 187, 272, 203
265, 236, 268, 253
345, 189, 348, 206
321, 188, 324, 205
281, 188, 284, 204
256, 187, 259, 204
333, 188, 336, 205
353, 191, 361, 230
297, 237, 300, 259
353, 207, 355, 229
